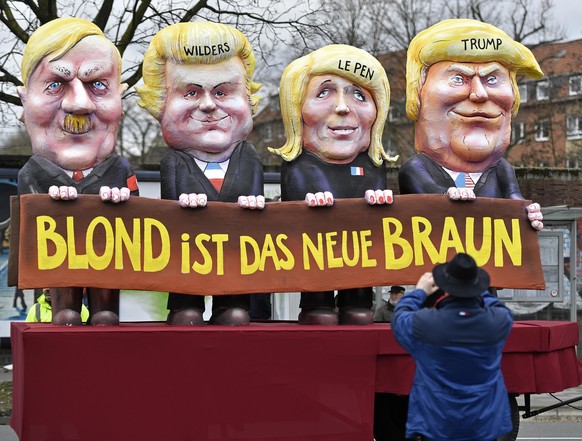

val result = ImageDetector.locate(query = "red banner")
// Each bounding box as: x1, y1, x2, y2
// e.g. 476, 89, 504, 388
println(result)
9, 194, 545, 294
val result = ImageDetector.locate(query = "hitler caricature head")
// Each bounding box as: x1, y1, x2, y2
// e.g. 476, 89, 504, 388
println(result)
137, 22, 261, 163
19, 18, 126, 171
406, 19, 543, 172
270, 44, 392, 166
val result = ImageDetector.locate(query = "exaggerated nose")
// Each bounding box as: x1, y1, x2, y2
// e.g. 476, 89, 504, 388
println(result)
469, 76, 489, 103
334, 91, 350, 115
199, 92, 217, 112
61, 80, 96, 114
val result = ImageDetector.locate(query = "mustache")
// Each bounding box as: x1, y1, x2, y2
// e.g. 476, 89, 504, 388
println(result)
63, 115, 91, 134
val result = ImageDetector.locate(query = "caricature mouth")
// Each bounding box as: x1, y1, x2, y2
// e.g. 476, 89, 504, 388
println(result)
451, 109, 502, 121
63, 115, 91, 134
195, 115, 228, 125
329, 126, 357, 136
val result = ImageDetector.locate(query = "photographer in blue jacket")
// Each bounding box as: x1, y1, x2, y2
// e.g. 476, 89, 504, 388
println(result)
392, 253, 513, 441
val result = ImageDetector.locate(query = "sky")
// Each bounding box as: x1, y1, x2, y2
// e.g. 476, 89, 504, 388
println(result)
553, 0, 582, 41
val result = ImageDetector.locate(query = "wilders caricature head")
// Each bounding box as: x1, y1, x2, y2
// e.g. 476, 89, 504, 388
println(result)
137, 22, 261, 161
405, 19, 543, 171
19, 18, 126, 171
269, 44, 391, 166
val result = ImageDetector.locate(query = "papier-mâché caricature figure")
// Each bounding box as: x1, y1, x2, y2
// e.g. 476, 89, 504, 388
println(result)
137, 22, 265, 326
17, 17, 139, 326
270, 44, 396, 325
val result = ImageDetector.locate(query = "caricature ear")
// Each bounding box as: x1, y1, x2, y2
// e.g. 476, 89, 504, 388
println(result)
17, 86, 26, 104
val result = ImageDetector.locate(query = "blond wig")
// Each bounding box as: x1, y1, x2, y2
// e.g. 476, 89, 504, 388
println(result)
21, 17, 121, 86
269, 44, 392, 166
406, 19, 544, 121
136, 22, 261, 120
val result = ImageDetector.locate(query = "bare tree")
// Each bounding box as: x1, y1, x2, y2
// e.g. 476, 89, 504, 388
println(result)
0, 0, 327, 111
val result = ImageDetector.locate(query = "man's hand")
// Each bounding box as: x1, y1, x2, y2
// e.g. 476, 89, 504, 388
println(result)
178, 193, 208, 208
305, 191, 334, 207
527, 203, 544, 231
416, 272, 439, 295
365, 189, 394, 205
100, 186, 130, 203
48, 185, 77, 201
446, 187, 476, 201
238, 195, 265, 210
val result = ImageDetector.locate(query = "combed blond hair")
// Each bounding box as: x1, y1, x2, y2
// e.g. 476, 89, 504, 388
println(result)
269, 44, 391, 166
406, 18, 544, 121
21, 17, 121, 86
136, 22, 261, 120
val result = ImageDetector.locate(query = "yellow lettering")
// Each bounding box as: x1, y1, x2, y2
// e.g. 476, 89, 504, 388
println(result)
465, 217, 491, 266
302, 233, 325, 270
412, 216, 439, 265
181, 233, 190, 274
36, 216, 66, 270
276, 234, 295, 270
86, 216, 114, 271
115, 218, 141, 271
240, 235, 260, 275
144, 218, 170, 272
193, 234, 213, 275
66, 216, 88, 269
325, 231, 343, 269
360, 230, 376, 268
382, 218, 413, 270
439, 216, 465, 261
494, 219, 522, 267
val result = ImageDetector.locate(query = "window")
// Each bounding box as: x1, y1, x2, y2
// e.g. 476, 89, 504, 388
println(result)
536, 80, 550, 100
535, 119, 550, 141
388, 105, 403, 122
518, 84, 528, 103
569, 75, 582, 95
567, 115, 582, 139
511, 122, 525, 144
264, 125, 273, 142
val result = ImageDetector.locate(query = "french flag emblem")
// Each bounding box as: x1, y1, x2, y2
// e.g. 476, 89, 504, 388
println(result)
351, 167, 364, 176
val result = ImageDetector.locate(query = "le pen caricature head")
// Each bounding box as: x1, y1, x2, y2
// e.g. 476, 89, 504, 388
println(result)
20, 17, 122, 88
405, 18, 544, 121
137, 22, 261, 121
270, 44, 393, 166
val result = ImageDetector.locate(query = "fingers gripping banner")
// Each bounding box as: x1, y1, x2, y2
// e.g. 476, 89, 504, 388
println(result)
9, 194, 545, 294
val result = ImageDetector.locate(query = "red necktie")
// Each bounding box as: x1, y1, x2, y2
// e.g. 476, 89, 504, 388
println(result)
72, 170, 84, 182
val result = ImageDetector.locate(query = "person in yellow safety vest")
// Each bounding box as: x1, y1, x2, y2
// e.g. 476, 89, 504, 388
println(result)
26, 289, 90, 323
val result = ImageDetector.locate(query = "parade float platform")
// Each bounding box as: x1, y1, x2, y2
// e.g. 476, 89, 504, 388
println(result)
10, 320, 582, 441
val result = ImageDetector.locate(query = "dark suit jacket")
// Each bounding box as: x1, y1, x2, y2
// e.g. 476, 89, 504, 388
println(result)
398, 153, 523, 199
160, 141, 263, 202
18, 154, 139, 196
281, 151, 386, 201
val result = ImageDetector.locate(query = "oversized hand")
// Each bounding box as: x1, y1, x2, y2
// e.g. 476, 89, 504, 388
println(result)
446, 187, 476, 201
48, 185, 77, 201
238, 195, 265, 210
100, 186, 130, 203
305, 191, 334, 207
365, 189, 394, 205
527, 203, 544, 231
179, 193, 208, 208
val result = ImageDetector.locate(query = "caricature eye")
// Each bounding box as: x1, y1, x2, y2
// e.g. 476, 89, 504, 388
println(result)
185, 90, 198, 98
354, 89, 366, 102
316, 88, 329, 98
46, 82, 62, 92
486, 75, 498, 85
451, 75, 465, 85
92, 81, 108, 93
214, 90, 226, 97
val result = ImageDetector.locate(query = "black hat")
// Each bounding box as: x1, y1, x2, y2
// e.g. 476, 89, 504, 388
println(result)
389, 286, 405, 293
432, 253, 490, 298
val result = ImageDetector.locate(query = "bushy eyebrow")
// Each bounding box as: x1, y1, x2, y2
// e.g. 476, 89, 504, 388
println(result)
447, 63, 503, 77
